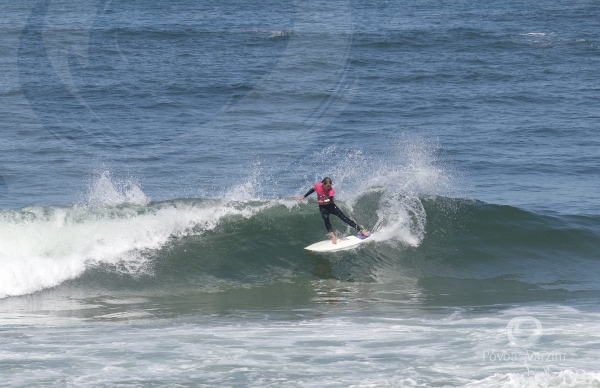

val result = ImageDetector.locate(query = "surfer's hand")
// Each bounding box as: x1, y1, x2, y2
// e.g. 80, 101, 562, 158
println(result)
296, 196, 305, 200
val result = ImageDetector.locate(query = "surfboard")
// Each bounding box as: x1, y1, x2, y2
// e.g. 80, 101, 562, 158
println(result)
304, 233, 373, 252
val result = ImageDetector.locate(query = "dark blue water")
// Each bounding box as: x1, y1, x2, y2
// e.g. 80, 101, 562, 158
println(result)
3, 0, 599, 213
2, 0, 600, 386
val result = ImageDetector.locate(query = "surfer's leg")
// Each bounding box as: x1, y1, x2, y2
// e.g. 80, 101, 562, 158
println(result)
331, 205, 361, 231
330, 205, 370, 236
329, 231, 337, 244
319, 206, 333, 232
320, 206, 337, 244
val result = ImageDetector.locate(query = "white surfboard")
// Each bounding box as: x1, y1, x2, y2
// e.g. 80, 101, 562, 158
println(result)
304, 233, 373, 252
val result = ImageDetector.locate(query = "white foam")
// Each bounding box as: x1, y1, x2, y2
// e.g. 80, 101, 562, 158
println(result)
467, 370, 600, 388
0, 197, 268, 299
3, 303, 600, 385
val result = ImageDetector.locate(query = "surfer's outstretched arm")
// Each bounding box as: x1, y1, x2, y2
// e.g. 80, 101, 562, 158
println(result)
296, 188, 315, 200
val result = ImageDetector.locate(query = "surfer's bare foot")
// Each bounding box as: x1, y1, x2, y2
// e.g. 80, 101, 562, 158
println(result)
361, 229, 370, 237
329, 232, 337, 244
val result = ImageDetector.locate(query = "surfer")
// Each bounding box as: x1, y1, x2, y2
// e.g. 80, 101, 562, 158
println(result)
296, 177, 370, 244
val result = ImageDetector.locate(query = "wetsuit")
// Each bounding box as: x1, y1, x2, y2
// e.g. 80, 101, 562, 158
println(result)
303, 183, 363, 233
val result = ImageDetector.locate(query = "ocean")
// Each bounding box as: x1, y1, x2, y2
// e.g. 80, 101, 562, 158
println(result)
2, 0, 600, 386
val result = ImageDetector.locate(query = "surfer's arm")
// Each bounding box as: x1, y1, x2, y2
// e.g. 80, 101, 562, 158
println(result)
296, 188, 315, 200
303, 188, 315, 198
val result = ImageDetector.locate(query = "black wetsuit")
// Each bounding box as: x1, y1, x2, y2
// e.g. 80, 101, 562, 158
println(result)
303, 188, 363, 233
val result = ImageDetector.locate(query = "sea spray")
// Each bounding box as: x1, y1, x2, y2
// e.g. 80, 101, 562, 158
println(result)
293, 137, 457, 247
86, 170, 148, 206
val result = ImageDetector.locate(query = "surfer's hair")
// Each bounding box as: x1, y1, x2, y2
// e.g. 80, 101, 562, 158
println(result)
322, 177, 332, 185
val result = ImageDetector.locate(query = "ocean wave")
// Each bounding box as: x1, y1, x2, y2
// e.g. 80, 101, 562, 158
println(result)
469, 369, 600, 388
0, 198, 275, 299
2, 189, 600, 300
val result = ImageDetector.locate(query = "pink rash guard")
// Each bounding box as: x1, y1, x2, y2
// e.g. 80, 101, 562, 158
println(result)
306, 182, 335, 206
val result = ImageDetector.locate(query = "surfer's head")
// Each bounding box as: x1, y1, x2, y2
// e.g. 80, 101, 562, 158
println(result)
321, 177, 332, 190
